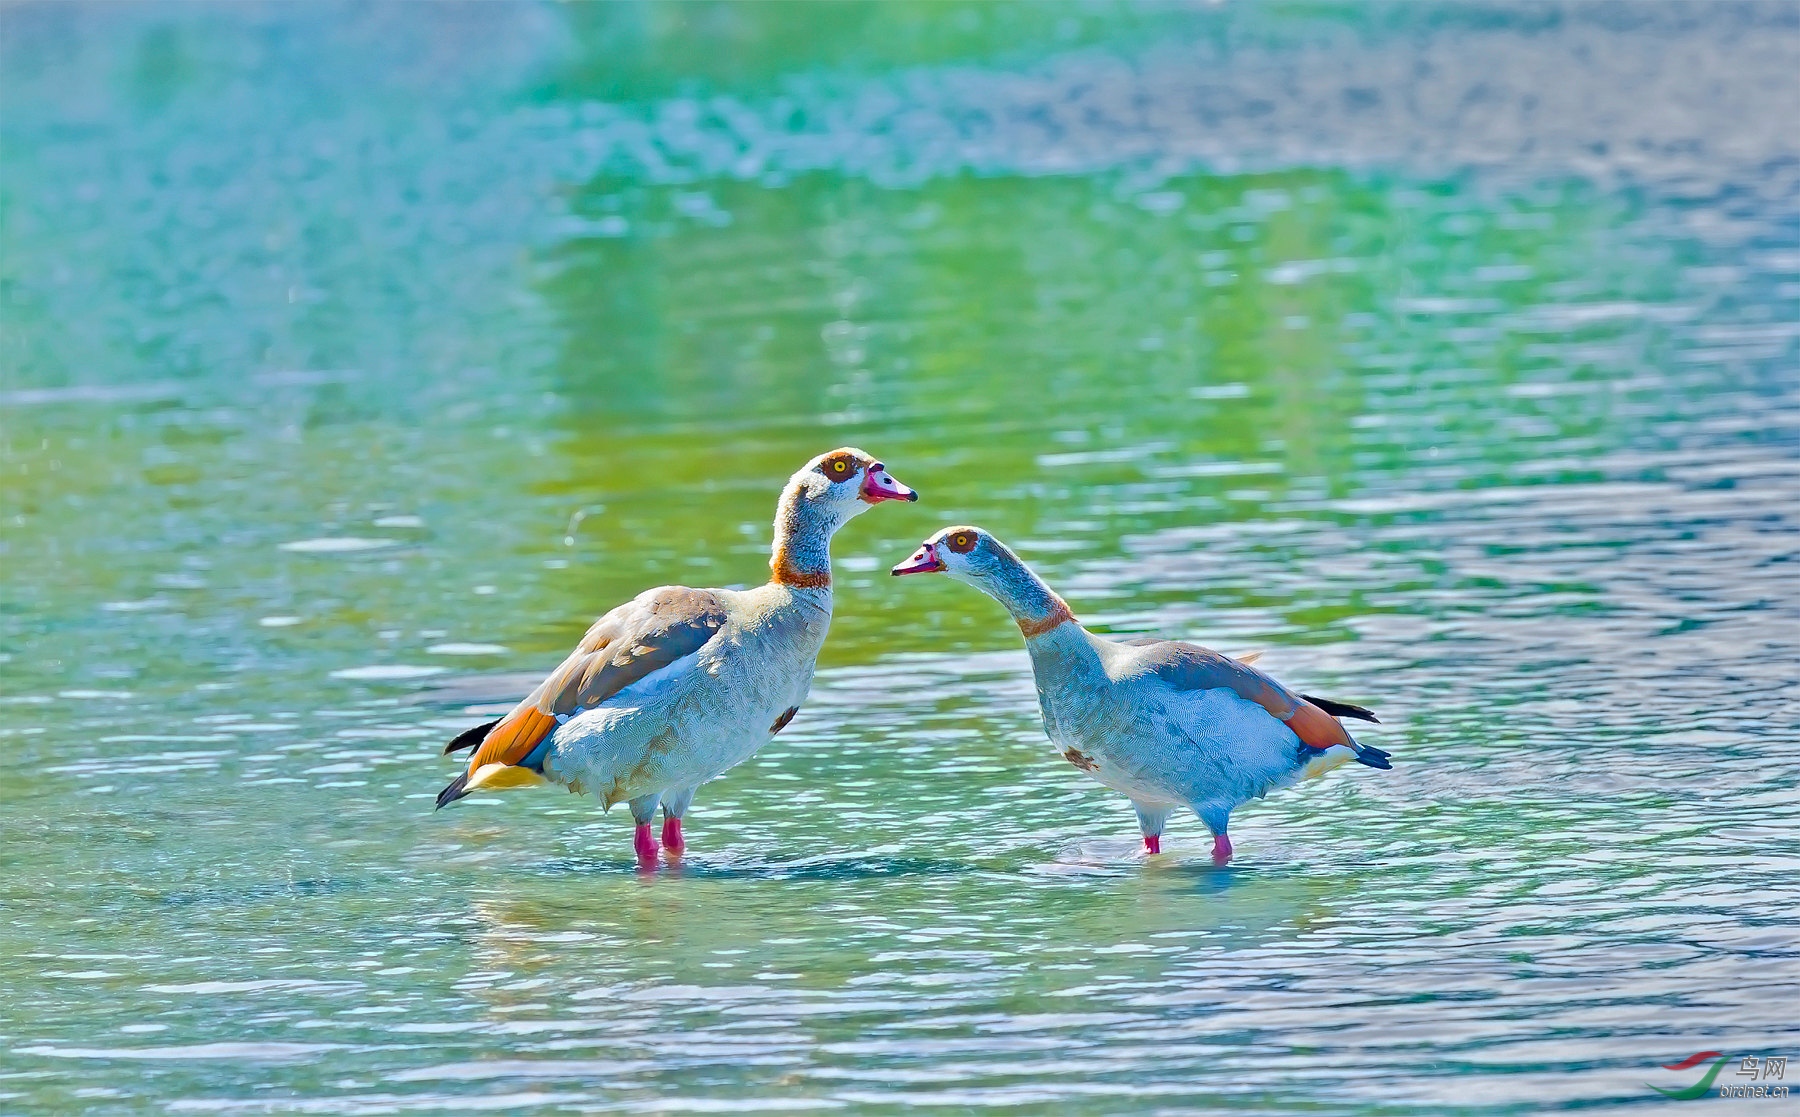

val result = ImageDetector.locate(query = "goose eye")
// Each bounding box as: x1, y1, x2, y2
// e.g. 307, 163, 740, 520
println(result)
947, 532, 976, 554
826, 458, 852, 479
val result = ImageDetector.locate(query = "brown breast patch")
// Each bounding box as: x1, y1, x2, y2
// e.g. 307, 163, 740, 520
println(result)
1062, 747, 1098, 772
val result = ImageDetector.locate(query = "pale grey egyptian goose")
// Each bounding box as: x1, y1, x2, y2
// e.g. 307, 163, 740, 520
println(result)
893, 526, 1389, 864
439, 448, 917, 866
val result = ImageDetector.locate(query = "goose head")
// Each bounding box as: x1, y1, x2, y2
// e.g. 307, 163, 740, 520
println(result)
892, 525, 1073, 634
782, 447, 917, 531
771, 448, 917, 587
891, 525, 997, 583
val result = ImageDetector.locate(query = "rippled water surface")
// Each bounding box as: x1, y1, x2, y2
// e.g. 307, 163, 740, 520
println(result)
3, 3, 1798, 1113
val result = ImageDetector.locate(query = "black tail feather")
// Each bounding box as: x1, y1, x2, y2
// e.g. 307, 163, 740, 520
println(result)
444, 718, 499, 756
1303, 695, 1380, 723
435, 771, 471, 810
1353, 743, 1393, 770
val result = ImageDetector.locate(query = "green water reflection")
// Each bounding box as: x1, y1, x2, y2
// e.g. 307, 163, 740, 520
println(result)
537, 168, 1653, 658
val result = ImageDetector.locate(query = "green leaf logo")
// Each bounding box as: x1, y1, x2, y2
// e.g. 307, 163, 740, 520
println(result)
1649, 1052, 1731, 1100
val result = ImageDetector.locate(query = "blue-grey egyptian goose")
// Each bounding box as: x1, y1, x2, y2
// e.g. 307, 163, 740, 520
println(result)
893, 526, 1389, 864
439, 448, 917, 867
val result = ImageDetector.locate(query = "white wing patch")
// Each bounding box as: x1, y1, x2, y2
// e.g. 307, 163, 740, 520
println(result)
1166, 686, 1294, 754
543, 649, 704, 763
1163, 686, 1309, 798
607, 648, 705, 707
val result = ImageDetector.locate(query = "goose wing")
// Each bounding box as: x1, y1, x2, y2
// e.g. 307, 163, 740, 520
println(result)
1127, 640, 1387, 765
438, 587, 729, 806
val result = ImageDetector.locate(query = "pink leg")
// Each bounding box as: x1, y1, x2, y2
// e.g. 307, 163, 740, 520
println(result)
1211, 833, 1233, 866
661, 815, 684, 860
1144, 833, 1161, 855
633, 823, 658, 869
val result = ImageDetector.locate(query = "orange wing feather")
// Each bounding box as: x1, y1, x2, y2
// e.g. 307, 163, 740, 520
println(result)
1280, 700, 1356, 751
464, 705, 560, 772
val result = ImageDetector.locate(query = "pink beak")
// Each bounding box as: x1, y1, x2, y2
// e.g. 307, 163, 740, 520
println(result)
891, 542, 945, 576
860, 462, 918, 504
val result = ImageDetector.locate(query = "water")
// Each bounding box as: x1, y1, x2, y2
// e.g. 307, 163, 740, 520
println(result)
3, 3, 1798, 1112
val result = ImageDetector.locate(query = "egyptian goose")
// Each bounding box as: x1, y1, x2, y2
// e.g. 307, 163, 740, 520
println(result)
438, 448, 917, 866
892, 526, 1389, 864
